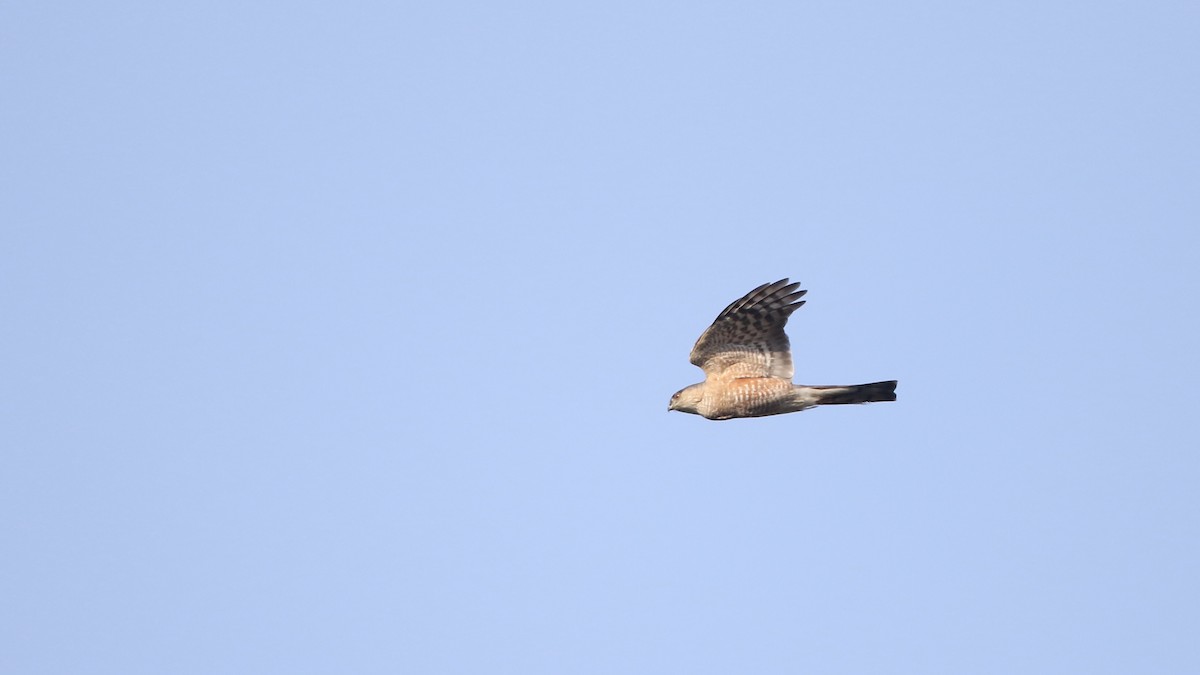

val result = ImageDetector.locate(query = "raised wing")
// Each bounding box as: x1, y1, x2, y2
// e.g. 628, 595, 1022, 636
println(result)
689, 279, 807, 380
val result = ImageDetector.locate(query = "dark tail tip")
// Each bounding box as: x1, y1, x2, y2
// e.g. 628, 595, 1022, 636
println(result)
816, 380, 898, 405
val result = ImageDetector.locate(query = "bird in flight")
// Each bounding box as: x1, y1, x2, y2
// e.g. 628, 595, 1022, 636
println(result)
669, 279, 897, 420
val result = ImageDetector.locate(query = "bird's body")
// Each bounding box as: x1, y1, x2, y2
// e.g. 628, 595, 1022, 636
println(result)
668, 279, 897, 420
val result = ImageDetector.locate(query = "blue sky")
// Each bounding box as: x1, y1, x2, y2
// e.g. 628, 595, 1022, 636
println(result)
4, 1, 1198, 673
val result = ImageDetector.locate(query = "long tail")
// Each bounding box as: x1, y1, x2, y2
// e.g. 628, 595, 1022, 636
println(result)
805, 380, 897, 405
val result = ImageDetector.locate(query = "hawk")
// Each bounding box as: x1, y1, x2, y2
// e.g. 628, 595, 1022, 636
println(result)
668, 279, 897, 420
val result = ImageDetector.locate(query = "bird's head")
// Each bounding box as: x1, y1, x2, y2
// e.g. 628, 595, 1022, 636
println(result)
668, 384, 704, 415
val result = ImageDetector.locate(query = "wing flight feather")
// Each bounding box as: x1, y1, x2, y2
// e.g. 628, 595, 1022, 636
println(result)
689, 279, 807, 380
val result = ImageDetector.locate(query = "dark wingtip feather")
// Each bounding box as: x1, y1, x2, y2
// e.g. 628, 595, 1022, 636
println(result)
713, 278, 807, 322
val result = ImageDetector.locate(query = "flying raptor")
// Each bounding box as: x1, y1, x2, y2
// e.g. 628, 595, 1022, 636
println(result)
668, 279, 897, 420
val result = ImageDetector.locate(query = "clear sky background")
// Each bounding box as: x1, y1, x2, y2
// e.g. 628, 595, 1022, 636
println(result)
4, 1, 1199, 673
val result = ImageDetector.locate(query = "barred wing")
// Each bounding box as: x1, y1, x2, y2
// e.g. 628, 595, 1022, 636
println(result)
689, 279, 807, 380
